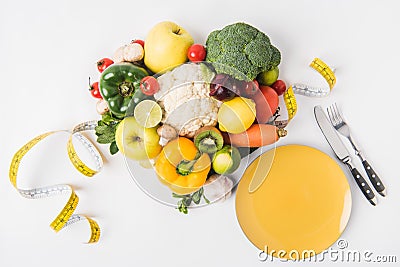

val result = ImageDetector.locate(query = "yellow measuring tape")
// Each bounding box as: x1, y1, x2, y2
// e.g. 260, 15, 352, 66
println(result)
275, 58, 336, 128
9, 121, 102, 243
291, 57, 336, 97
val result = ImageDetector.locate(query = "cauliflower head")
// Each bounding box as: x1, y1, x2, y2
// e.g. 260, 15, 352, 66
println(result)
154, 63, 219, 137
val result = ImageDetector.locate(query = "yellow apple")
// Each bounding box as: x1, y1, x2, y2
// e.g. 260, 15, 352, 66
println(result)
144, 21, 194, 73
115, 116, 161, 161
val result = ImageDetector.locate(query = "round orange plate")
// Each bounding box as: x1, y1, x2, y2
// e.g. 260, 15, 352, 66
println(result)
235, 145, 352, 259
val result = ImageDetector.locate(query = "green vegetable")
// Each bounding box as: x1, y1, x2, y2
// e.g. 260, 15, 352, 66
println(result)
99, 62, 148, 118
205, 22, 281, 81
95, 112, 121, 155
172, 187, 210, 214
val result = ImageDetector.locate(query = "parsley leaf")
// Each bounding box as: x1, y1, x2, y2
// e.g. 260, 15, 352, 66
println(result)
172, 187, 209, 214
95, 112, 121, 155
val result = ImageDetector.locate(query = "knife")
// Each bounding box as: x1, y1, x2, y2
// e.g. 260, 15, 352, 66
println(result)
314, 105, 377, 205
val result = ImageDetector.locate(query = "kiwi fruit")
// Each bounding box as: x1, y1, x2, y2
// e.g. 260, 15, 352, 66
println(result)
194, 126, 224, 154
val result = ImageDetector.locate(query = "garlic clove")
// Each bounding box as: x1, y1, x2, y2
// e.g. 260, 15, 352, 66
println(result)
123, 43, 144, 62
113, 46, 125, 63
203, 174, 234, 203
96, 99, 109, 115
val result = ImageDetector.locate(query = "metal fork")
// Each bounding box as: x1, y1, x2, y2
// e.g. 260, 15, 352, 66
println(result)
327, 103, 386, 196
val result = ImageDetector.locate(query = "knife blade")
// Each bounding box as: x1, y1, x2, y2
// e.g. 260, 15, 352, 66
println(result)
314, 105, 377, 205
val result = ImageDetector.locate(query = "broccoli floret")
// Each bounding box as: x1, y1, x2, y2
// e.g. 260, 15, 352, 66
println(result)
245, 32, 272, 68
205, 30, 221, 62
213, 52, 254, 81
205, 22, 281, 80
270, 45, 281, 68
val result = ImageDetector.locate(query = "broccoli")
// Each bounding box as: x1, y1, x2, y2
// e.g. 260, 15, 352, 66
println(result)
205, 22, 281, 80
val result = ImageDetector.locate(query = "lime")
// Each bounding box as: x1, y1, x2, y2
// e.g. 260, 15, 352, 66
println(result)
134, 100, 163, 128
257, 66, 279, 86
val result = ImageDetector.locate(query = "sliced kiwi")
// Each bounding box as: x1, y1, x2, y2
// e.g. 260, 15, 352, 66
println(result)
194, 126, 224, 154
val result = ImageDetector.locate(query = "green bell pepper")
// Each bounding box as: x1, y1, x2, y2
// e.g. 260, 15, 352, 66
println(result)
99, 62, 148, 117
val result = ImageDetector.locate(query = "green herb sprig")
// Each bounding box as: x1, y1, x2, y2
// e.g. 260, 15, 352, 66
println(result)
172, 187, 210, 214
95, 112, 121, 155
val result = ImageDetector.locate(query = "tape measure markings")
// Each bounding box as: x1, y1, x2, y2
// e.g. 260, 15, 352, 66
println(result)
310, 58, 336, 89
18, 185, 70, 199
284, 86, 297, 121
276, 58, 336, 126
50, 189, 79, 232
291, 58, 336, 98
68, 135, 98, 177
9, 132, 56, 188
9, 121, 102, 243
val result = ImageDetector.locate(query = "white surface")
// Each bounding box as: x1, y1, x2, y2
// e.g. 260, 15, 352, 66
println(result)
1, 0, 399, 266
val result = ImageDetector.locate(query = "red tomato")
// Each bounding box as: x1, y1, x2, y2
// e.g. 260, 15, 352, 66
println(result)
260, 85, 279, 113
249, 85, 279, 124
250, 90, 273, 124
187, 44, 206, 62
271, 80, 287, 96
89, 81, 102, 99
140, 76, 160, 96
97, 58, 114, 73
131, 39, 145, 48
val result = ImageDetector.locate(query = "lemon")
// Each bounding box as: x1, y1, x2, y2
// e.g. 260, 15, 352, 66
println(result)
134, 100, 163, 128
217, 97, 256, 134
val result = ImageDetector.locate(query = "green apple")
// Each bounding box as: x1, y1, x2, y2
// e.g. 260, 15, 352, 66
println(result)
115, 116, 162, 161
257, 66, 279, 86
144, 21, 194, 73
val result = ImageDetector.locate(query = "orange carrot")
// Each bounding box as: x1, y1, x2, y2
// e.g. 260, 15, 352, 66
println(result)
223, 124, 287, 147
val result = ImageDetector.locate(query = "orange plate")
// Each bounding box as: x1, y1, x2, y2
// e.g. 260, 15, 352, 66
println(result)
235, 145, 352, 259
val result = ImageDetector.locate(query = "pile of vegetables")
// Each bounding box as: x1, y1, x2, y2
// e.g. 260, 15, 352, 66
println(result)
87, 21, 288, 213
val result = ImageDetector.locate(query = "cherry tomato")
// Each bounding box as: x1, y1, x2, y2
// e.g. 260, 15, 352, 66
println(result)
271, 80, 287, 96
97, 58, 114, 73
89, 81, 102, 99
187, 44, 206, 62
140, 76, 160, 96
131, 39, 145, 48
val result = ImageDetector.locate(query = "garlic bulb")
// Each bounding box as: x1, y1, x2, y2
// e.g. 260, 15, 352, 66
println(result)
203, 174, 233, 203
113, 43, 144, 63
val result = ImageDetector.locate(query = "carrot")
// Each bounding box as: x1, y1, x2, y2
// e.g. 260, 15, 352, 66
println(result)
222, 124, 287, 147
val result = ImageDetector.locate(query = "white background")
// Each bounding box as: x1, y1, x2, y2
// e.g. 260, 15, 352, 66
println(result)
1, 0, 400, 266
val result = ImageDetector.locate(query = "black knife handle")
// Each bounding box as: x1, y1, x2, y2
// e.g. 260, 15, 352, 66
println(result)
350, 167, 377, 206
362, 160, 386, 196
